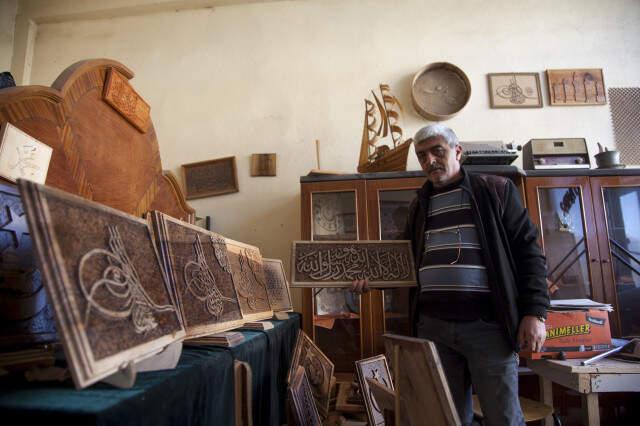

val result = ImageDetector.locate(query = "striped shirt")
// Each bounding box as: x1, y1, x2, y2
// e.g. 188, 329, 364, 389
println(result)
418, 184, 494, 320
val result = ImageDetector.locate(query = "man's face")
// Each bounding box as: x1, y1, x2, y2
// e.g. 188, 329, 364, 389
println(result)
414, 136, 463, 188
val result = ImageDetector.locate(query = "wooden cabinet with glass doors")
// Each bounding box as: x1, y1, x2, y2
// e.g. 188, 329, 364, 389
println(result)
524, 171, 640, 337
300, 167, 526, 372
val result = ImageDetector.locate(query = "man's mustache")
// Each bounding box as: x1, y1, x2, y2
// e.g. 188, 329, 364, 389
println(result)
427, 164, 444, 173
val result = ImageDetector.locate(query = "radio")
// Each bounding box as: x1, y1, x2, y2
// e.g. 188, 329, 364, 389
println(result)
523, 138, 590, 170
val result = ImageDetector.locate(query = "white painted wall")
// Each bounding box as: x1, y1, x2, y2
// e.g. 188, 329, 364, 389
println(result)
0, 0, 17, 72
20, 0, 640, 309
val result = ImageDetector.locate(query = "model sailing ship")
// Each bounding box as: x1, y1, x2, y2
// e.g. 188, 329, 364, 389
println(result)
357, 84, 413, 173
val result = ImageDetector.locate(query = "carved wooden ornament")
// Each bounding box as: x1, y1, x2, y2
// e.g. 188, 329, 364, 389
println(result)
149, 211, 245, 338
18, 180, 184, 389
103, 68, 151, 132
290, 241, 416, 288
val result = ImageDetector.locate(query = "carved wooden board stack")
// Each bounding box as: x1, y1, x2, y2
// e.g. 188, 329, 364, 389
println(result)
262, 258, 293, 313
225, 238, 273, 322
291, 241, 417, 288
288, 330, 335, 417
149, 212, 245, 338
18, 180, 185, 388
289, 366, 322, 426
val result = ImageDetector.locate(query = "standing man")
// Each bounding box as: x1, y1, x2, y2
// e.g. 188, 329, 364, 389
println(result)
352, 124, 549, 426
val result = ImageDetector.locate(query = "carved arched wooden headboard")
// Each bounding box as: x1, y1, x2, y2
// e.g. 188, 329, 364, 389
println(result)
0, 58, 194, 222
0, 59, 194, 347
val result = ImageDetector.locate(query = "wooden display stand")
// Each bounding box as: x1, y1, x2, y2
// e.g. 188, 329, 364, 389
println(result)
102, 341, 183, 389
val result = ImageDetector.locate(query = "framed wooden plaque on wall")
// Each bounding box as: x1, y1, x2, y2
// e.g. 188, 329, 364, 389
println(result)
182, 156, 239, 200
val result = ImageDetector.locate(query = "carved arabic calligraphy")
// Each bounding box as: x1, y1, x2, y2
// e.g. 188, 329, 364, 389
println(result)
78, 225, 175, 333
293, 242, 415, 286
183, 234, 235, 318
102, 68, 151, 132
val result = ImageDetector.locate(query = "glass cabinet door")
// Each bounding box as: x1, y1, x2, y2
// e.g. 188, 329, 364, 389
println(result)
591, 177, 640, 337
525, 177, 603, 301
378, 189, 415, 337
367, 178, 424, 355
300, 181, 367, 372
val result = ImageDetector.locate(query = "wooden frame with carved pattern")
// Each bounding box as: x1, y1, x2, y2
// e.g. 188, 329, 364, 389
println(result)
182, 156, 239, 200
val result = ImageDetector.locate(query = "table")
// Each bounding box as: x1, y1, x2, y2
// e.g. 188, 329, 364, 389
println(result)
528, 358, 640, 426
0, 313, 300, 426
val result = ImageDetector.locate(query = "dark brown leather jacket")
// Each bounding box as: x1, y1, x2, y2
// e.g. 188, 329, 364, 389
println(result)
406, 168, 550, 349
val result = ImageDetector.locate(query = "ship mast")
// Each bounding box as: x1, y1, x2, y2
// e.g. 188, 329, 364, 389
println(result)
359, 98, 379, 168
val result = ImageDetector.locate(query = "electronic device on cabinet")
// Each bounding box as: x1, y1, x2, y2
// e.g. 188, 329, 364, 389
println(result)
523, 138, 590, 170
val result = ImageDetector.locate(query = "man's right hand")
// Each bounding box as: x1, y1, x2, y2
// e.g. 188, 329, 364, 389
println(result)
350, 279, 369, 294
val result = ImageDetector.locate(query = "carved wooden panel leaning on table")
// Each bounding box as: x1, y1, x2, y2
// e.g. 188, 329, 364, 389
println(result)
528, 358, 640, 426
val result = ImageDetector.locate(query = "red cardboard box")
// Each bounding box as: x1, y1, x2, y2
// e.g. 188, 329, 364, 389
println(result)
520, 309, 612, 360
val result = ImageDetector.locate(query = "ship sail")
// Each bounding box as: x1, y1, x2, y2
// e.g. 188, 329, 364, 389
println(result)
379, 84, 404, 148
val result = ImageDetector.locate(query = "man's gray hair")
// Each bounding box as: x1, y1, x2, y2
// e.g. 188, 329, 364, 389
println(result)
414, 124, 459, 148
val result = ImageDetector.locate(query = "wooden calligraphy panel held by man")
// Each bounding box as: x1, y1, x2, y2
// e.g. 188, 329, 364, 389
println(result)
262, 258, 293, 313
225, 238, 273, 322
149, 212, 244, 338
291, 241, 416, 288
18, 180, 184, 389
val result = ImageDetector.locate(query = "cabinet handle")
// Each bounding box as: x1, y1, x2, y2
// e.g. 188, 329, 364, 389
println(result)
602, 259, 611, 264
591, 258, 599, 263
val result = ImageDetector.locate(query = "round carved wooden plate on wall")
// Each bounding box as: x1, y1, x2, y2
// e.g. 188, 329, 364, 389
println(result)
411, 62, 471, 121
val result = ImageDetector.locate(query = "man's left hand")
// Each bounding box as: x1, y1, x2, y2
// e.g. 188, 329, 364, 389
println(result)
518, 315, 546, 352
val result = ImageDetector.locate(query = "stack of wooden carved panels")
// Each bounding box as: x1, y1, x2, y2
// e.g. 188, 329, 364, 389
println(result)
12, 180, 293, 388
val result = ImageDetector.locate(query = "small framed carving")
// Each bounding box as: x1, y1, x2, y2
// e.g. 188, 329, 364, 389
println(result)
290, 241, 416, 288
225, 238, 273, 322
262, 258, 293, 313
288, 330, 334, 417
289, 366, 322, 426
250, 153, 276, 177
546, 68, 607, 106
17, 180, 184, 388
0, 123, 53, 184
355, 355, 394, 426
102, 68, 151, 132
182, 156, 239, 200
487, 73, 542, 108
149, 212, 245, 338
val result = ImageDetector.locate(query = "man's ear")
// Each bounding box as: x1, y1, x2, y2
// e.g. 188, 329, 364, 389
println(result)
455, 144, 463, 161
